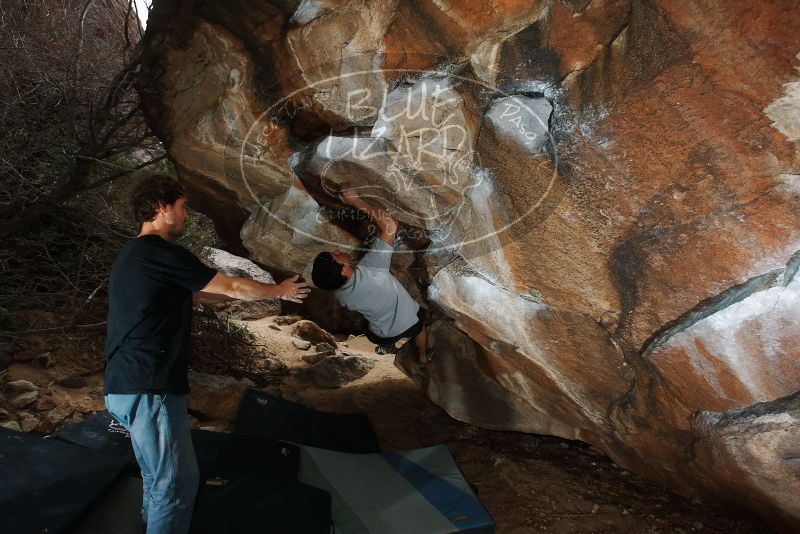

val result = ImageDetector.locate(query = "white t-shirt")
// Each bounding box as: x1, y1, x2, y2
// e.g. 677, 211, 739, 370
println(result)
334, 239, 420, 338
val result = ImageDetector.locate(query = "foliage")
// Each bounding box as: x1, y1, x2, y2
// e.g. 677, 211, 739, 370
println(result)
0, 1, 279, 386
191, 305, 287, 387
0, 164, 220, 331
0, 0, 162, 238
0, 197, 127, 330
179, 208, 219, 261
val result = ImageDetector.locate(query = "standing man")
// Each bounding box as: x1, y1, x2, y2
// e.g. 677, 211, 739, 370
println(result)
104, 175, 309, 534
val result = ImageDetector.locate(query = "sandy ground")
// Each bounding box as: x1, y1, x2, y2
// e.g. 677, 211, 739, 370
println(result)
243, 316, 765, 534
1, 312, 767, 533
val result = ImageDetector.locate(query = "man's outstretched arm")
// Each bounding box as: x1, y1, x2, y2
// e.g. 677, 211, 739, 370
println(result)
192, 291, 236, 305
197, 273, 311, 303
340, 188, 397, 245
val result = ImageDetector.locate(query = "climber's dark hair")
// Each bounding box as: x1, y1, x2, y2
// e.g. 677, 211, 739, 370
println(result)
130, 174, 186, 225
311, 252, 347, 290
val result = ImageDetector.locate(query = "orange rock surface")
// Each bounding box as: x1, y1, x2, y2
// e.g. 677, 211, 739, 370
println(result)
138, 0, 800, 527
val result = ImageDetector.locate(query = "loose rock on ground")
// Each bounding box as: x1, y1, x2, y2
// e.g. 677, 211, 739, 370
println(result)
309, 353, 375, 388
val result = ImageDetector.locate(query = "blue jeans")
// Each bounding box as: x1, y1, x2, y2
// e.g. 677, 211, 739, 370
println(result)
105, 394, 199, 534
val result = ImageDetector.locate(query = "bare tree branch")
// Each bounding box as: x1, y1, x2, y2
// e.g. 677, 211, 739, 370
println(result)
0, 0, 157, 238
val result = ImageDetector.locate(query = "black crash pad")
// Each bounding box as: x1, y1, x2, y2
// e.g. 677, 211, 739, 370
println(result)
0, 427, 128, 534
51, 410, 138, 474
53, 411, 300, 479
233, 389, 380, 453
197, 430, 300, 479
191, 473, 332, 534
73, 473, 333, 534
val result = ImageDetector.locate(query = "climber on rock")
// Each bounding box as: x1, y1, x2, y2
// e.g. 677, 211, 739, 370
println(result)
310, 188, 432, 367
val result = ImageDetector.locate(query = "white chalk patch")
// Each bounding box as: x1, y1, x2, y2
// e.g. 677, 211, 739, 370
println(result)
290, 0, 328, 25
751, 413, 796, 426
658, 275, 800, 400
764, 52, 800, 142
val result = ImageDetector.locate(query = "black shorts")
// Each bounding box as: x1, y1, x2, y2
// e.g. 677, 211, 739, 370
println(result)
365, 308, 425, 346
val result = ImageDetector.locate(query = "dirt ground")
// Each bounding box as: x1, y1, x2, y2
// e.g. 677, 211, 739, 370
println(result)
1, 312, 768, 533
243, 316, 766, 534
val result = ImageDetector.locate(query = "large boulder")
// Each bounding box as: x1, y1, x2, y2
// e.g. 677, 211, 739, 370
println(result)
428, 258, 633, 438
396, 320, 580, 437
241, 184, 361, 274
648, 265, 800, 416
691, 392, 800, 529
138, 14, 295, 249
139, 0, 800, 528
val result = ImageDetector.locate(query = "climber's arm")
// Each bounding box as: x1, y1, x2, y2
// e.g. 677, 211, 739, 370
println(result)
340, 188, 398, 245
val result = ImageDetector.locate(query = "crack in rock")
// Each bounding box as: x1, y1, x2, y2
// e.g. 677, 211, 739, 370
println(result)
642, 250, 800, 356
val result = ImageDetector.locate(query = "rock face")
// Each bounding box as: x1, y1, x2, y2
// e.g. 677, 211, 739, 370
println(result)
139, 0, 800, 528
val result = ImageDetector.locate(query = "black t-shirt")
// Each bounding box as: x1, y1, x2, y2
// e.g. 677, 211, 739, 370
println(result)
104, 234, 216, 394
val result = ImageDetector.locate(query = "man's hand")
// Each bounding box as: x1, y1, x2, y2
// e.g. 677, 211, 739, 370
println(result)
339, 188, 397, 245
340, 188, 369, 209
275, 275, 311, 303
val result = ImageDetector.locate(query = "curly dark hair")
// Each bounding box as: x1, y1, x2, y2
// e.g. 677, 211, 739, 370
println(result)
311, 251, 347, 290
130, 174, 186, 225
